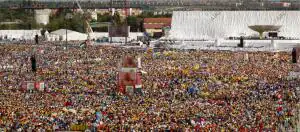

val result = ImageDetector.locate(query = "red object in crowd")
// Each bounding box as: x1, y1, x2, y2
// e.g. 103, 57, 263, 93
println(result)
259, 122, 264, 132
51, 93, 56, 97
64, 101, 72, 107
239, 126, 248, 132
277, 94, 282, 99
119, 84, 126, 94
118, 72, 135, 94
277, 106, 283, 112
98, 124, 109, 131
101, 111, 107, 116
34, 82, 40, 90
194, 124, 201, 131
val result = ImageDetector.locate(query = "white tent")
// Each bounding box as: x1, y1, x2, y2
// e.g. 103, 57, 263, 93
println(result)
92, 32, 144, 42
51, 29, 88, 41
171, 11, 300, 40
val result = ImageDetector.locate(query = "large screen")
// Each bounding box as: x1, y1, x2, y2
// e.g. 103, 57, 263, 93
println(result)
109, 25, 129, 37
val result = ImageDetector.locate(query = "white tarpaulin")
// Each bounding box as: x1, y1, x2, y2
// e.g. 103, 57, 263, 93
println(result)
51, 29, 88, 41
171, 11, 300, 40
92, 32, 144, 42
0, 30, 41, 40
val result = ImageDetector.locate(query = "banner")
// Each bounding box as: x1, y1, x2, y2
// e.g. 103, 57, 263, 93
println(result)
118, 56, 143, 94
126, 86, 134, 96
35, 82, 45, 91
118, 72, 135, 94
119, 72, 136, 84
122, 56, 137, 68
70, 124, 88, 131
135, 72, 142, 89
109, 25, 129, 37
21, 81, 45, 92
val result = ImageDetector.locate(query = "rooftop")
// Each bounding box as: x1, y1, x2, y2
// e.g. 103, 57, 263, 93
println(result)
144, 18, 171, 24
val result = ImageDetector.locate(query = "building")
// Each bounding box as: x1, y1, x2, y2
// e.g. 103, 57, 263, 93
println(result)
35, 9, 51, 25
170, 11, 300, 40
143, 18, 171, 37
96, 8, 142, 16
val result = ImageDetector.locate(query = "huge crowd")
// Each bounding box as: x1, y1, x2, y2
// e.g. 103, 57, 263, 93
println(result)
0, 42, 299, 131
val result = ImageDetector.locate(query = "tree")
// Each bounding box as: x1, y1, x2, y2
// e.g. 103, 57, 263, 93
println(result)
97, 13, 111, 22
112, 12, 123, 26
126, 16, 137, 31
0, 8, 40, 30
45, 9, 85, 33
126, 16, 143, 32
45, 15, 65, 32
70, 14, 85, 33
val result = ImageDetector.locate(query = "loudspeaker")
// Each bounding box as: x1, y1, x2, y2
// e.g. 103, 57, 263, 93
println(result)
31, 56, 37, 72
269, 32, 278, 38
35, 35, 39, 44
292, 48, 299, 63
238, 36, 244, 47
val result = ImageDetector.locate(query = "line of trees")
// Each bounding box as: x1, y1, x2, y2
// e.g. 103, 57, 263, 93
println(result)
0, 9, 172, 33
45, 9, 85, 33
0, 9, 40, 30
96, 11, 171, 32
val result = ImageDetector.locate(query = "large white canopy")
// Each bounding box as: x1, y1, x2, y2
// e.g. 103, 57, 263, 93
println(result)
51, 29, 88, 41
170, 11, 300, 40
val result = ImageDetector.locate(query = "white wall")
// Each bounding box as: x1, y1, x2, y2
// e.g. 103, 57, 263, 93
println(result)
61, 33, 87, 41
170, 11, 300, 40
92, 32, 144, 42
170, 40, 300, 52
0, 30, 41, 40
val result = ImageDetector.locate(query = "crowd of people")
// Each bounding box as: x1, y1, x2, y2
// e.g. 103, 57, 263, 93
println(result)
0, 42, 299, 131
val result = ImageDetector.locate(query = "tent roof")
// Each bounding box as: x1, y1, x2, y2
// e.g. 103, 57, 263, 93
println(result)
51, 29, 85, 36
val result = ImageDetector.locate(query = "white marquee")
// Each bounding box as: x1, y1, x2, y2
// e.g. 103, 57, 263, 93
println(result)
170, 11, 300, 40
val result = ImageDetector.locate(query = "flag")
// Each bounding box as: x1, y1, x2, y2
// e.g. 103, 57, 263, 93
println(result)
193, 64, 200, 70
182, 69, 189, 75
35, 82, 45, 91
96, 112, 102, 122
138, 57, 142, 68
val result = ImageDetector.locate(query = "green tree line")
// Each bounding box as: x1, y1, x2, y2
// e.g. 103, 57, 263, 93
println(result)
0, 9, 40, 30
0, 9, 171, 32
